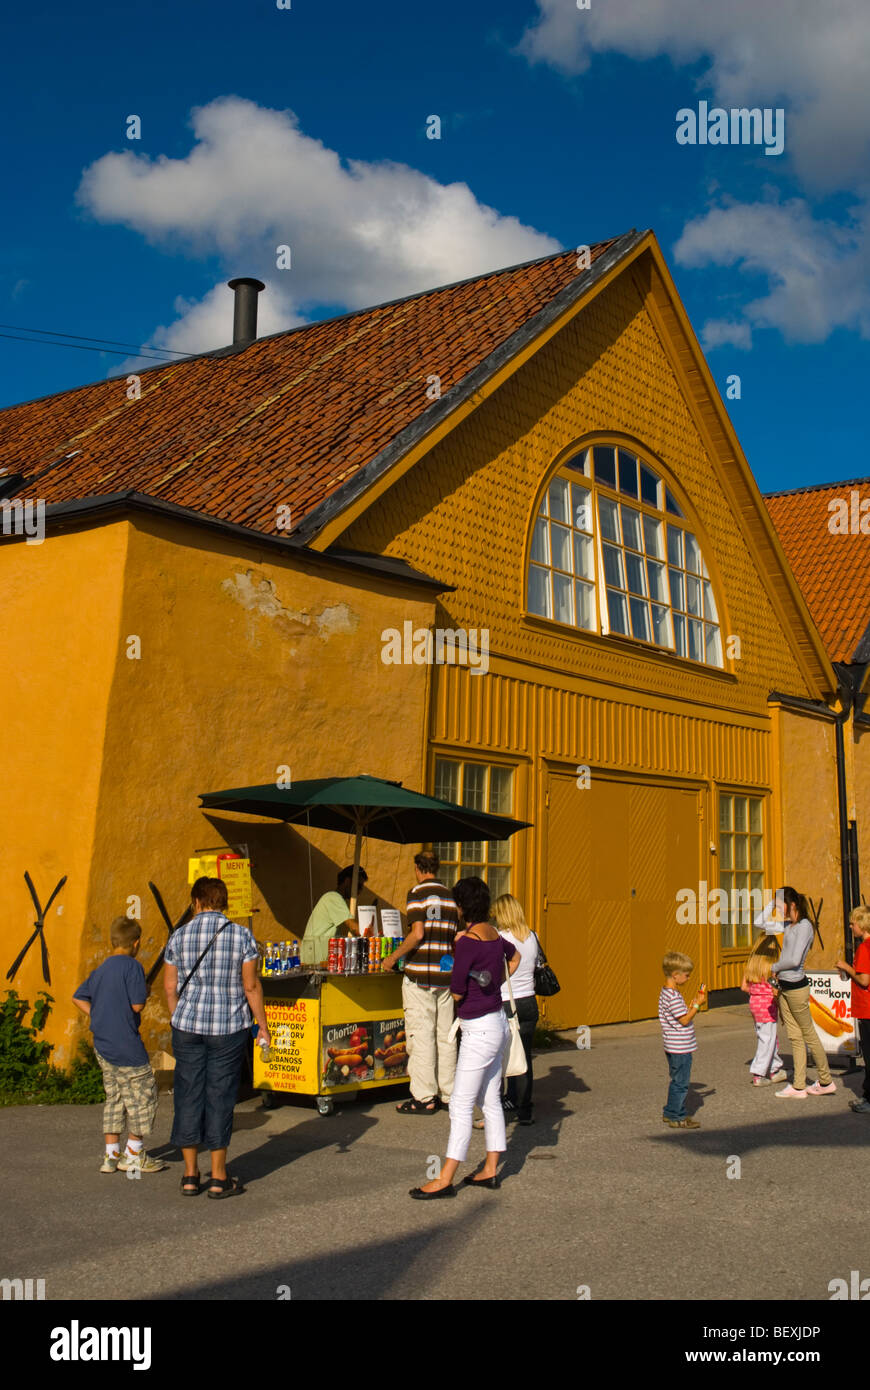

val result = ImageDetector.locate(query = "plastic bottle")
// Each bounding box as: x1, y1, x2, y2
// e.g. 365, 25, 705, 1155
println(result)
291, 939, 300, 969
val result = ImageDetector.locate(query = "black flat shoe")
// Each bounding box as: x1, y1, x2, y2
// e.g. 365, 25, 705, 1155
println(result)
462, 1174, 500, 1189
409, 1185, 456, 1200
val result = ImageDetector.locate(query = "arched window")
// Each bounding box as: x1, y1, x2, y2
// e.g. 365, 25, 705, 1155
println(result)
527, 444, 724, 667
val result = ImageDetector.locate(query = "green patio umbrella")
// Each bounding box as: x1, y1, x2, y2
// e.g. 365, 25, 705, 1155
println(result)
199, 774, 531, 913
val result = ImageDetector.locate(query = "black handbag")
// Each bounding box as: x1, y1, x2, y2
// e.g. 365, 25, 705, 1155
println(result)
532, 931, 561, 997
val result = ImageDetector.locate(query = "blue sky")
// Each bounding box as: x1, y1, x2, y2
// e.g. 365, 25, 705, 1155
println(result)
2, 0, 868, 494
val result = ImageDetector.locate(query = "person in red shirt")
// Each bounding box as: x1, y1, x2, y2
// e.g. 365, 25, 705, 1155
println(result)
836, 906, 870, 1114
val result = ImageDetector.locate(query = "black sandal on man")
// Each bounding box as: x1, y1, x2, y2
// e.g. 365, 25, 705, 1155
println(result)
207, 1176, 246, 1199
180, 1174, 201, 1195
395, 1098, 439, 1114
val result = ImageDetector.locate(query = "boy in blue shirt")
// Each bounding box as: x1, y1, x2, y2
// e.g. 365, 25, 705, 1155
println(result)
73, 917, 166, 1175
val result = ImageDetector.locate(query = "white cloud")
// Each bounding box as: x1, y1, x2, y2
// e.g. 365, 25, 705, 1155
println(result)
699, 319, 753, 353
78, 97, 559, 356
518, 0, 870, 190
674, 198, 870, 345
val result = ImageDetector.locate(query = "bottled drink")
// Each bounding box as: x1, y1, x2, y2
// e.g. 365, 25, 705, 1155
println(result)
291, 939, 300, 969
258, 1034, 271, 1063
262, 943, 272, 977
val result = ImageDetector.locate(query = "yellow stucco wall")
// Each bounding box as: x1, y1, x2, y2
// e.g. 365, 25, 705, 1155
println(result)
0, 525, 128, 1062
3, 516, 434, 1063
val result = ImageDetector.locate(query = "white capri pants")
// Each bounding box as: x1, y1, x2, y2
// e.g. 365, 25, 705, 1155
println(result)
445, 1010, 510, 1162
751, 1019, 783, 1077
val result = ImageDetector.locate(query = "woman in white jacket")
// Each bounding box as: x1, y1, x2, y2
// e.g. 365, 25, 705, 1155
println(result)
757, 886, 835, 1099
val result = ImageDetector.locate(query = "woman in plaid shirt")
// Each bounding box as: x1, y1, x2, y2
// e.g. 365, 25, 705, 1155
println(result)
164, 877, 269, 1197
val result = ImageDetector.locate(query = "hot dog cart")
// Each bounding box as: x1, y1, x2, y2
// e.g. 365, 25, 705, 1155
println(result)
253, 968, 407, 1115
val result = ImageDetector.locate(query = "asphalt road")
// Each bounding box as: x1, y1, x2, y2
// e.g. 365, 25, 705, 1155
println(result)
1, 1007, 866, 1301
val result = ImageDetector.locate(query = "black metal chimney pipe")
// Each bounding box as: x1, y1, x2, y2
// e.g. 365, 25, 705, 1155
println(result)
227, 277, 266, 345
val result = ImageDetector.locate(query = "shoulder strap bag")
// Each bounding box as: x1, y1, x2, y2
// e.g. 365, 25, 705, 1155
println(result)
531, 931, 561, 997
177, 918, 231, 997
503, 957, 528, 1077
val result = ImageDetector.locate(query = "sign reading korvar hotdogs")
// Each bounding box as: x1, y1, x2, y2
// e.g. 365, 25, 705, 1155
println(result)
806, 972, 859, 1062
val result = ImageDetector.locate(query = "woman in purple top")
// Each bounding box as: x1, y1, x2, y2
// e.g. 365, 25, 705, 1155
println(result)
410, 876, 520, 1199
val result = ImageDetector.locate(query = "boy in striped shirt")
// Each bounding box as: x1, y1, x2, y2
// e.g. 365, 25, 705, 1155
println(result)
659, 951, 706, 1130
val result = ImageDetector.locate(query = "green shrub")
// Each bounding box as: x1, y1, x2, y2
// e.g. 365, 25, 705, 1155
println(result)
0, 991, 104, 1105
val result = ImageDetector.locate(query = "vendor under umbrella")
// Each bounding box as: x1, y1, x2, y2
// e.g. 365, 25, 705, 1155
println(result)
300, 865, 368, 966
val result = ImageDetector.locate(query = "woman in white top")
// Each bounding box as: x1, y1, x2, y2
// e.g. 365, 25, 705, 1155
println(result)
494, 895, 539, 1125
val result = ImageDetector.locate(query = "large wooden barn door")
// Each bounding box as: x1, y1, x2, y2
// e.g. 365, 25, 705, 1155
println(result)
543, 773, 701, 1027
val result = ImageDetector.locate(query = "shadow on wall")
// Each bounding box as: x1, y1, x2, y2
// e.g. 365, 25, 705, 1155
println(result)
200, 814, 406, 938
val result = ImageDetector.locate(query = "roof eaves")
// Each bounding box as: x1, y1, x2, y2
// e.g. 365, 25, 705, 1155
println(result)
292, 228, 645, 545
0, 490, 450, 592
765, 477, 870, 499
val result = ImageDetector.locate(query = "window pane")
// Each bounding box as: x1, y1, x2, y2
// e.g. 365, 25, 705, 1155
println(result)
618, 450, 638, 498
575, 581, 596, 630
705, 625, 723, 667
625, 552, 646, 595
548, 478, 569, 523
598, 496, 620, 542
460, 838, 484, 860
434, 761, 458, 804
685, 532, 701, 574
565, 451, 588, 476
651, 604, 671, 646
720, 833, 733, 869
572, 483, 592, 532
593, 446, 616, 488
432, 841, 456, 862
440, 864, 459, 888
750, 835, 763, 871
573, 531, 594, 579
607, 589, 629, 634
463, 767, 486, 811
669, 568, 684, 610
734, 799, 748, 832
734, 837, 748, 871
673, 613, 686, 657
553, 571, 573, 624
643, 515, 663, 558
667, 526, 683, 567
719, 797, 732, 831
749, 799, 763, 834
702, 579, 718, 622
688, 618, 703, 661
488, 837, 509, 863
640, 464, 660, 507
686, 575, 702, 616
528, 565, 551, 617
750, 873, 764, 900
621, 505, 642, 552
666, 489, 684, 517
531, 517, 550, 565
538, 492, 548, 516
735, 919, 751, 949
489, 766, 513, 815
551, 522, 572, 572
603, 544, 625, 588
487, 866, 510, 898
647, 560, 667, 602
629, 597, 651, 641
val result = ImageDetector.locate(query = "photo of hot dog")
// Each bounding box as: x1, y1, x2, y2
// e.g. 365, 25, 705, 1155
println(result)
809, 995, 853, 1037
384, 1050, 408, 1068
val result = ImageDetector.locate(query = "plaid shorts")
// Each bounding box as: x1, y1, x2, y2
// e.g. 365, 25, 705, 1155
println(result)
94, 1051, 158, 1135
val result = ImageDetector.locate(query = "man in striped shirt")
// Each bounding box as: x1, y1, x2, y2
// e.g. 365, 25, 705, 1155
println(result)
659, 951, 705, 1130
383, 852, 460, 1114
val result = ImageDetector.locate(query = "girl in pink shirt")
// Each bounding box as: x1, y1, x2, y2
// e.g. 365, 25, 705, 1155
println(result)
740, 935, 786, 1086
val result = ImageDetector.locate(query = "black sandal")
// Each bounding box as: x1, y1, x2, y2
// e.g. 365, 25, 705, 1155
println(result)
207, 1176, 246, 1199
396, 1098, 439, 1114
180, 1175, 201, 1195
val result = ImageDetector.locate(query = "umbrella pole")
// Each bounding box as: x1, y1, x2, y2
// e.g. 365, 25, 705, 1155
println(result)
349, 820, 363, 919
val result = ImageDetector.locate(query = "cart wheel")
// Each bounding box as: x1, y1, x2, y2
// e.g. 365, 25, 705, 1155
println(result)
316, 1096, 334, 1116
260, 1090, 279, 1110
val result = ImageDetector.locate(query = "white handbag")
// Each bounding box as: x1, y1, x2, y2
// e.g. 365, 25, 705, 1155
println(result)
503, 961, 528, 1077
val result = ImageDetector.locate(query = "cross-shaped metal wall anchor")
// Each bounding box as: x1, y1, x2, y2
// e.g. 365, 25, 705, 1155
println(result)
7, 871, 67, 985
145, 882, 192, 988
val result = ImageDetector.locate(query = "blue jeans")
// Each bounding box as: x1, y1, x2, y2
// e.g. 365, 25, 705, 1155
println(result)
170, 1027, 249, 1151
663, 1051, 693, 1121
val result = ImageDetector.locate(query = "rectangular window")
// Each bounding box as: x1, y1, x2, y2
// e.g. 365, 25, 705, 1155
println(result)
431, 759, 515, 893
719, 793, 765, 950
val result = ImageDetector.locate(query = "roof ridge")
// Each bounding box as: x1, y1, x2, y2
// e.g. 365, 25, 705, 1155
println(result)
0, 236, 628, 419
765, 477, 870, 498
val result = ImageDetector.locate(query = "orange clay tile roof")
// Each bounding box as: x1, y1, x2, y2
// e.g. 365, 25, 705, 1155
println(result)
0, 238, 626, 536
765, 480, 870, 664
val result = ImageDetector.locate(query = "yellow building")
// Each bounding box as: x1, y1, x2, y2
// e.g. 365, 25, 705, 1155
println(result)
0, 232, 853, 1058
